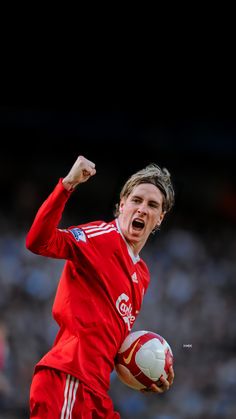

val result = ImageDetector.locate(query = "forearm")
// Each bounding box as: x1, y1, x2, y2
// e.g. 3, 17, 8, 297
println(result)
26, 179, 72, 253
26, 155, 96, 254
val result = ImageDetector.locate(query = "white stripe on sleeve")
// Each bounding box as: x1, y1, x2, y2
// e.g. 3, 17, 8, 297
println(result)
87, 227, 117, 238
61, 375, 79, 419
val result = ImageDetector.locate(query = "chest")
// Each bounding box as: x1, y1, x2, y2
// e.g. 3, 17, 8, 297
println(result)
97, 246, 149, 314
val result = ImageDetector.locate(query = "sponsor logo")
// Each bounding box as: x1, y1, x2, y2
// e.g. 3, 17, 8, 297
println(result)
69, 228, 86, 242
116, 293, 135, 331
124, 339, 140, 364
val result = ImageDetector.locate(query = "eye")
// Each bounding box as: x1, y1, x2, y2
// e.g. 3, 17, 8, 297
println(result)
149, 202, 159, 209
132, 198, 141, 204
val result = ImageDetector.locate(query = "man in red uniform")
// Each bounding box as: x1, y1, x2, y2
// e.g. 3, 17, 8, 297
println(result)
26, 155, 175, 418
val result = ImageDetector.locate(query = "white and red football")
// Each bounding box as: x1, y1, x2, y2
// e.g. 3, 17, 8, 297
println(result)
115, 330, 173, 390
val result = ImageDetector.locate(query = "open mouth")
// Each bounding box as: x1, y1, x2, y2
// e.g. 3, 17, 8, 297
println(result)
132, 218, 145, 231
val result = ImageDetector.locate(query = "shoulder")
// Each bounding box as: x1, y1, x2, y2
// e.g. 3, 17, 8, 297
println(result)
138, 257, 150, 275
136, 255, 150, 281
67, 220, 119, 243
80, 220, 118, 238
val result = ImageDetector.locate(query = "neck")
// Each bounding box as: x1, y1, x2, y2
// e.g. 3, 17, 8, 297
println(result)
126, 240, 141, 257
115, 218, 142, 259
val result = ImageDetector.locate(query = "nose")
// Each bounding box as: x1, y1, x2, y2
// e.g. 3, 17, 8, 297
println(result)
137, 204, 147, 215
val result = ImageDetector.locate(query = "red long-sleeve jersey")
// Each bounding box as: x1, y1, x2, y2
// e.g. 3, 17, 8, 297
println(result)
26, 179, 150, 395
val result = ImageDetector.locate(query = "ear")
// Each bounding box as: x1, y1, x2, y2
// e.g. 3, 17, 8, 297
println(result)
119, 198, 125, 213
158, 211, 166, 225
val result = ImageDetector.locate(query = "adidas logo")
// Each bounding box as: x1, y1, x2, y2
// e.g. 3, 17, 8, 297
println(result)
131, 272, 138, 283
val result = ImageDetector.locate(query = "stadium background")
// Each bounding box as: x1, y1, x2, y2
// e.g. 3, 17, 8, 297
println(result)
0, 109, 235, 418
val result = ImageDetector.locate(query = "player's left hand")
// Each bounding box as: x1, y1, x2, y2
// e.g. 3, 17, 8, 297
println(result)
140, 366, 174, 394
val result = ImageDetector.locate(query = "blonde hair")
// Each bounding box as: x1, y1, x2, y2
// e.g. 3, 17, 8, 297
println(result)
114, 163, 175, 216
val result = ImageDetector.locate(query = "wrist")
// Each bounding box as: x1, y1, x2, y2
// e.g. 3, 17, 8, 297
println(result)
62, 178, 78, 191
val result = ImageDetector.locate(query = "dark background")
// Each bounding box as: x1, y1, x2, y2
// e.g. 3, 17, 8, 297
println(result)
1, 108, 236, 229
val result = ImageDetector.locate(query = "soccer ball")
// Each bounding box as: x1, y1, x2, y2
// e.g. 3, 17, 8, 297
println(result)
115, 330, 173, 390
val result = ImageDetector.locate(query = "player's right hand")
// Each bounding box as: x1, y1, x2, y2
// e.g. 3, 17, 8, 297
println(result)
140, 366, 175, 394
62, 155, 96, 190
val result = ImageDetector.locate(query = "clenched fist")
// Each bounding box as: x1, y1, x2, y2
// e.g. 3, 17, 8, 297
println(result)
62, 156, 96, 191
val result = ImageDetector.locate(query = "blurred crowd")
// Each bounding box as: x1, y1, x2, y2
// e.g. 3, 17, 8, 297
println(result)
0, 210, 235, 418
0, 215, 236, 419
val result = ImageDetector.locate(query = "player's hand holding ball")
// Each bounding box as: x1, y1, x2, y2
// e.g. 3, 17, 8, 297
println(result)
115, 330, 174, 394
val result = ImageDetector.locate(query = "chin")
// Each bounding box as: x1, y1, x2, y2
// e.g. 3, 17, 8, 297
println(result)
129, 230, 142, 238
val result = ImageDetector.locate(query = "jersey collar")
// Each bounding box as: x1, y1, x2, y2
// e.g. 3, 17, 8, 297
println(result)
115, 218, 140, 264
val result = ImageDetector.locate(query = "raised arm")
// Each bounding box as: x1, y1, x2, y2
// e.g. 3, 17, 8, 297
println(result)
26, 155, 96, 258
